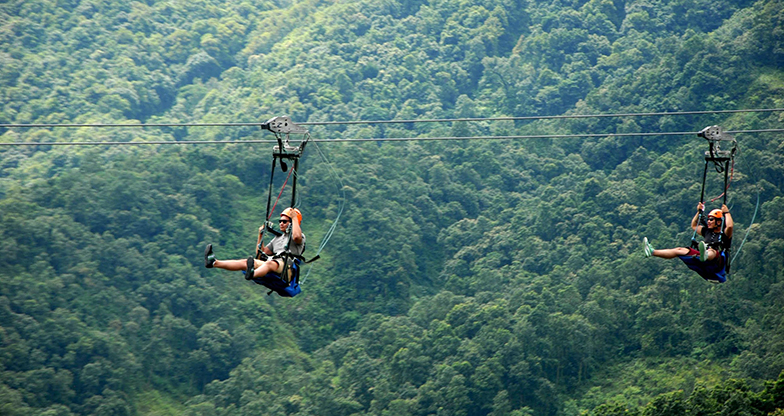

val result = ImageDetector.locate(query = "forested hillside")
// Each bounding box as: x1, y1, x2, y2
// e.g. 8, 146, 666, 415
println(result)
1, 0, 784, 415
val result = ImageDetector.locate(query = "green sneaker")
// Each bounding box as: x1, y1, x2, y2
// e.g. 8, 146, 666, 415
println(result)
204, 244, 216, 268
699, 241, 707, 262
643, 237, 654, 258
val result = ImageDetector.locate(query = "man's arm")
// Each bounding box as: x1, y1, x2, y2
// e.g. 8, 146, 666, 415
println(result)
691, 202, 704, 233
291, 215, 303, 245
256, 226, 273, 257
722, 204, 733, 238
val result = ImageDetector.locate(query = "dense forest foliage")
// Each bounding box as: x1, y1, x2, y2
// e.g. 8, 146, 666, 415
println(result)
1, 0, 784, 415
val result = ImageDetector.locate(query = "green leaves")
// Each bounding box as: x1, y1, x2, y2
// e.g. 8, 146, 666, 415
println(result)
2, 0, 784, 414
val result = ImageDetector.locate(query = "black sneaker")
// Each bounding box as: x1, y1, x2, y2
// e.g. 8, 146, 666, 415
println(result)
204, 244, 216, 268
245, 257, 255, 280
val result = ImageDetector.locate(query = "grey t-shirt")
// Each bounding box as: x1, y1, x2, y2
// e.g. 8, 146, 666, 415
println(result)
266, 233, 306, 257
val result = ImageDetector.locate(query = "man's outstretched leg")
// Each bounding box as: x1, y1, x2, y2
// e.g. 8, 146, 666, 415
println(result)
643, 238, 691, 259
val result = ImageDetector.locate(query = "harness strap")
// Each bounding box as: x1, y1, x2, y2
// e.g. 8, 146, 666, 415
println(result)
690, 160, 710, 249
265, 224, 282, 237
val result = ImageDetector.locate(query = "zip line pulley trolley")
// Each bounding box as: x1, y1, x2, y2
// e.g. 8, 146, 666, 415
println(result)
261, 115, 309, 218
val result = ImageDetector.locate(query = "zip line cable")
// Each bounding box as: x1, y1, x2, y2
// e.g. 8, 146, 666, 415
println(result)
2, 128, 784, 147
1, 108, 783, 130
3, 108, 775, 277
301, 108, 784, 126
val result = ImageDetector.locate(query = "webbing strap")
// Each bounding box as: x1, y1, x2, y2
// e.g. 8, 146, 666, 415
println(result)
258, 157, 278, 259
700, 160, 709, 205
720, 157, 731, 274
265, 157, 277, 222
690, 160, 710, 248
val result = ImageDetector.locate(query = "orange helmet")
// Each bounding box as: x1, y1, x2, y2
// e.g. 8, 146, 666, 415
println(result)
707, 209, 723, 219
281, 207, 302, 224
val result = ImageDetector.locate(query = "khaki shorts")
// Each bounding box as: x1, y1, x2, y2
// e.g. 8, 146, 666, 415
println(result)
252, 257, 285, 274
